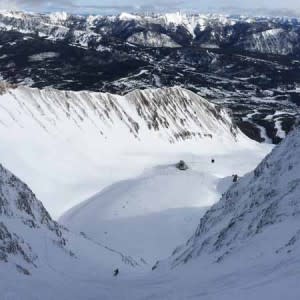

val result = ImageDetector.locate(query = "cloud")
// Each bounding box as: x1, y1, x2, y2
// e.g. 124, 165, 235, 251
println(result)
0, 0, 186, 13
0, 0, 74, 11
1, 0, 299, 16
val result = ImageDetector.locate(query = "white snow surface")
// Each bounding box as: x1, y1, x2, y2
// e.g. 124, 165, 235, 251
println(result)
275, 119, 286, 139
61, 142, 270, 264
155, 125, 300, 298
0, 162, 140, 286
1, 124, 299, 299
61, 164, 228, 264
49, 11, 69, 23
0, 85, 270, 219
168, 125, 300, 266
0, 83, 271, 274
119, 12, 142, 21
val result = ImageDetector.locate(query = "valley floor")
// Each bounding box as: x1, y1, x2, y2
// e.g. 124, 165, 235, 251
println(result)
2, 248, 300, 300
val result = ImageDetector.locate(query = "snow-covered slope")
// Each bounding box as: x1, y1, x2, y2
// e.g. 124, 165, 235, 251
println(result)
169, 125, 300, 269
85, 125, 299, 300
103, 125, 300, 299
0, 162, 139, 282
0, 84, 239, 144
61, 165, 219, 264
127, 31, 180, 48
0, 84, 260, 218
112, 125, 298, 300
61, 144, 270, 265
0, 162, 70, 275
239, 28, 299, 55
1, 125, 297, 300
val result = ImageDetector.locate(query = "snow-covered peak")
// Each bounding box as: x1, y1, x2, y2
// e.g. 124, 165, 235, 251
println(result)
0, 163, 53, 226
238, 27, 299, 55
49, 11, 69, 23
159, 12, 199, 37
163, 12, 188, 26
119, 12, 142, 21
158, 13, 235, 33
0, 10, 29, 19
86, 14, 103, 26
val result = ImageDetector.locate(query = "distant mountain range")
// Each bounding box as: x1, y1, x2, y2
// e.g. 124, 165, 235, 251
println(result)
0, 11, 299, 54
0, 11, 300, 143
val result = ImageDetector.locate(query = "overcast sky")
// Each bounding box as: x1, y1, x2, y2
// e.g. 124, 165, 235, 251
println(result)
1, 0, 299, 16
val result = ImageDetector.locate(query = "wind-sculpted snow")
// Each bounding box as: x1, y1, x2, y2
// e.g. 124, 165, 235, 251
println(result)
170, 125, 300, 268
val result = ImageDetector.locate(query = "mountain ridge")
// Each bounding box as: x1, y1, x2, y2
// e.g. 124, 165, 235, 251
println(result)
0, 84, 240, 143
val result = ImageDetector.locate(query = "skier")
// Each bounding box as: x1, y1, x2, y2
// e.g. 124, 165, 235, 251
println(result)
211, 158, 215, 163
113, 268, 119, 277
